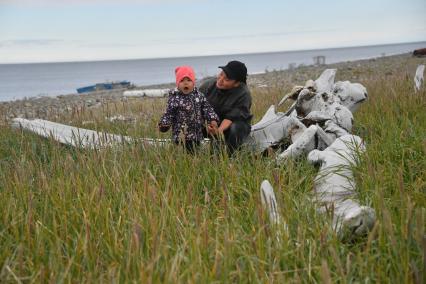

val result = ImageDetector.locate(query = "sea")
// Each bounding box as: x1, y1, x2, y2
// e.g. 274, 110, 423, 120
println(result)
0, 41, 425, 102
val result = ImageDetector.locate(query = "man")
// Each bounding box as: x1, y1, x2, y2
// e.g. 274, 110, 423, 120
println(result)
199, 60, 253, 154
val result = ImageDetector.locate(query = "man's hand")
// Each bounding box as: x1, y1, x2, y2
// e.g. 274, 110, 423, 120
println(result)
218, 119, 232, 133
208, 119, 232, 139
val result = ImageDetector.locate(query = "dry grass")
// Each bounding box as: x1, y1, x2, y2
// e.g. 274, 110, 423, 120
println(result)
0, 62, 425, 282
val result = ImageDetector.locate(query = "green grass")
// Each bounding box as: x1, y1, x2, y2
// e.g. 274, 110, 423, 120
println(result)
0, 72, 425, 283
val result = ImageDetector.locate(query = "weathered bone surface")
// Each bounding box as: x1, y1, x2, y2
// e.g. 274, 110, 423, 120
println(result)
277, 86, 303, 107
248, 106, 306, 152
260, 180, 281, 226
332, 81, 368, 113
11, 118, 171, 149
260, 180, 289, 237
106, 114, 136, 123
294, 87, 354, 132
254, 105, 280, 126
254, 70, 374, 241
276, 125, 334, 161
282, 69, 367, 116
414, 64, 425, 92
314, 68, 336, 93
307, 135, 375, 239
250, 69, 364, 161
123, 89, 169, 97
261, 135, 375, 240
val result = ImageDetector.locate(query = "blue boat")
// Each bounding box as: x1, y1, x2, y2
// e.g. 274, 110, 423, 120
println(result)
77, 81, 131, 94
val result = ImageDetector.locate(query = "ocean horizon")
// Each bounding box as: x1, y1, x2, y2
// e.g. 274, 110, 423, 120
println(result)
1, 41, 425, 102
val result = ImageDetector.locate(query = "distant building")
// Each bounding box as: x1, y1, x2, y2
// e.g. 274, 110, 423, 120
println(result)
313, 55, 326, 66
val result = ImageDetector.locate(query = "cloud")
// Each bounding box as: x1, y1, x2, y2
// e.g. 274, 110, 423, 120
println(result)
154, 29, 339, 44
0, 0, 196, 6
0, 39, 72, 47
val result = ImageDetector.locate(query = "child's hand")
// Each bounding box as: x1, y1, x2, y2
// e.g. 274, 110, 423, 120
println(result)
158, 123, 170, 132
207, 121, 218, 135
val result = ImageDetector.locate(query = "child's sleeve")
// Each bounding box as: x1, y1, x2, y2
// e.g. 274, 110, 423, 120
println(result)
200, 95, 219, 123
158, 96, 176, 131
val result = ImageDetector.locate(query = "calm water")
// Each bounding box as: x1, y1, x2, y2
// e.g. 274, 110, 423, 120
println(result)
0, 42, 425, 101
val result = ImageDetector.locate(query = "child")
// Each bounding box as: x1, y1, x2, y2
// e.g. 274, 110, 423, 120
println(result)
158, 66, 219, 152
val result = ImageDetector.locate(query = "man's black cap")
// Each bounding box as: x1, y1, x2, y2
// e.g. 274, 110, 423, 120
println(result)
218, 60, 247, 83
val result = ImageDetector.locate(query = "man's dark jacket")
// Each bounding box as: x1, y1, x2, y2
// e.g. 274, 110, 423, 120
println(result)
199, 77, 253, 125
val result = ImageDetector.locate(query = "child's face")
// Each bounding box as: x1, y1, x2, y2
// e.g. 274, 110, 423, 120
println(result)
178, 77, 195, 95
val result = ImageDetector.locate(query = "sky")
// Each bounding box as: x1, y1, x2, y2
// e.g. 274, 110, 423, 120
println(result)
0, 0, 425, 63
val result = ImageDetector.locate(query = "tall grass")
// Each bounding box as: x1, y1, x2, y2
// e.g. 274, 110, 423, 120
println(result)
0, 70, 425, 282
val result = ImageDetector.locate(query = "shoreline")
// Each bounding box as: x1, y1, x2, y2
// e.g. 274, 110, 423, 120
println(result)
1, 52, 425, 121
2, 40, 424, 66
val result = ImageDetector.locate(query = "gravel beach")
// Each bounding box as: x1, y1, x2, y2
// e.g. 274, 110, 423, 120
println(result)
1, 53, 425, 122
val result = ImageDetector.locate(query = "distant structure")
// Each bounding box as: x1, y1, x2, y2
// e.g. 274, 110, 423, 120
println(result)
313, 55, 326, 66
288, 63, 297, 70
413, 48, 426, 57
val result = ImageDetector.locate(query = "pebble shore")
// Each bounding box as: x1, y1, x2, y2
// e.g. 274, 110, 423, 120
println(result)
1, 53, 424, 122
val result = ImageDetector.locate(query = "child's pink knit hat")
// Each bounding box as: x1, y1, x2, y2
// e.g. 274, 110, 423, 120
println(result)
175, 66, 195, 86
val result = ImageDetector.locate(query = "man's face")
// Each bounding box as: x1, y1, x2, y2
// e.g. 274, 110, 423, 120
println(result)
216, 71, 240, 90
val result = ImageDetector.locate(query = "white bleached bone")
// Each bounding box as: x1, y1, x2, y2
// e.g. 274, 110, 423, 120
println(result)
332, 81, 368, 113
249, 107, 306, 152
276, 125, 319, 161
302, 111, 332, 123
11, 118, 172, 149
260, 180, 281, 225
315, 69, 336, 94
328, 104, 353, 133
260, 180, 289, 238
123, 89, 169, 98
277, 86, 304, 107
307, 135, 375, 239
11, 118, 132, 149
275, 96, 353, 160
414, 64, 425, 92
276, 124, 336, 163
250, 69, 362, 159
254, 105, 280, 126
276, 69, 367, 118
278, 73, 367, 116
106, 114, 136, 123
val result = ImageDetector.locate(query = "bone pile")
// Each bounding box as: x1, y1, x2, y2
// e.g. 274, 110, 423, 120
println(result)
255, 69, 375, 240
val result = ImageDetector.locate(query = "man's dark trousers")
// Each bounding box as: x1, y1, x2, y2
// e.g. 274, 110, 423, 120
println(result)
223, 121, 251, 155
